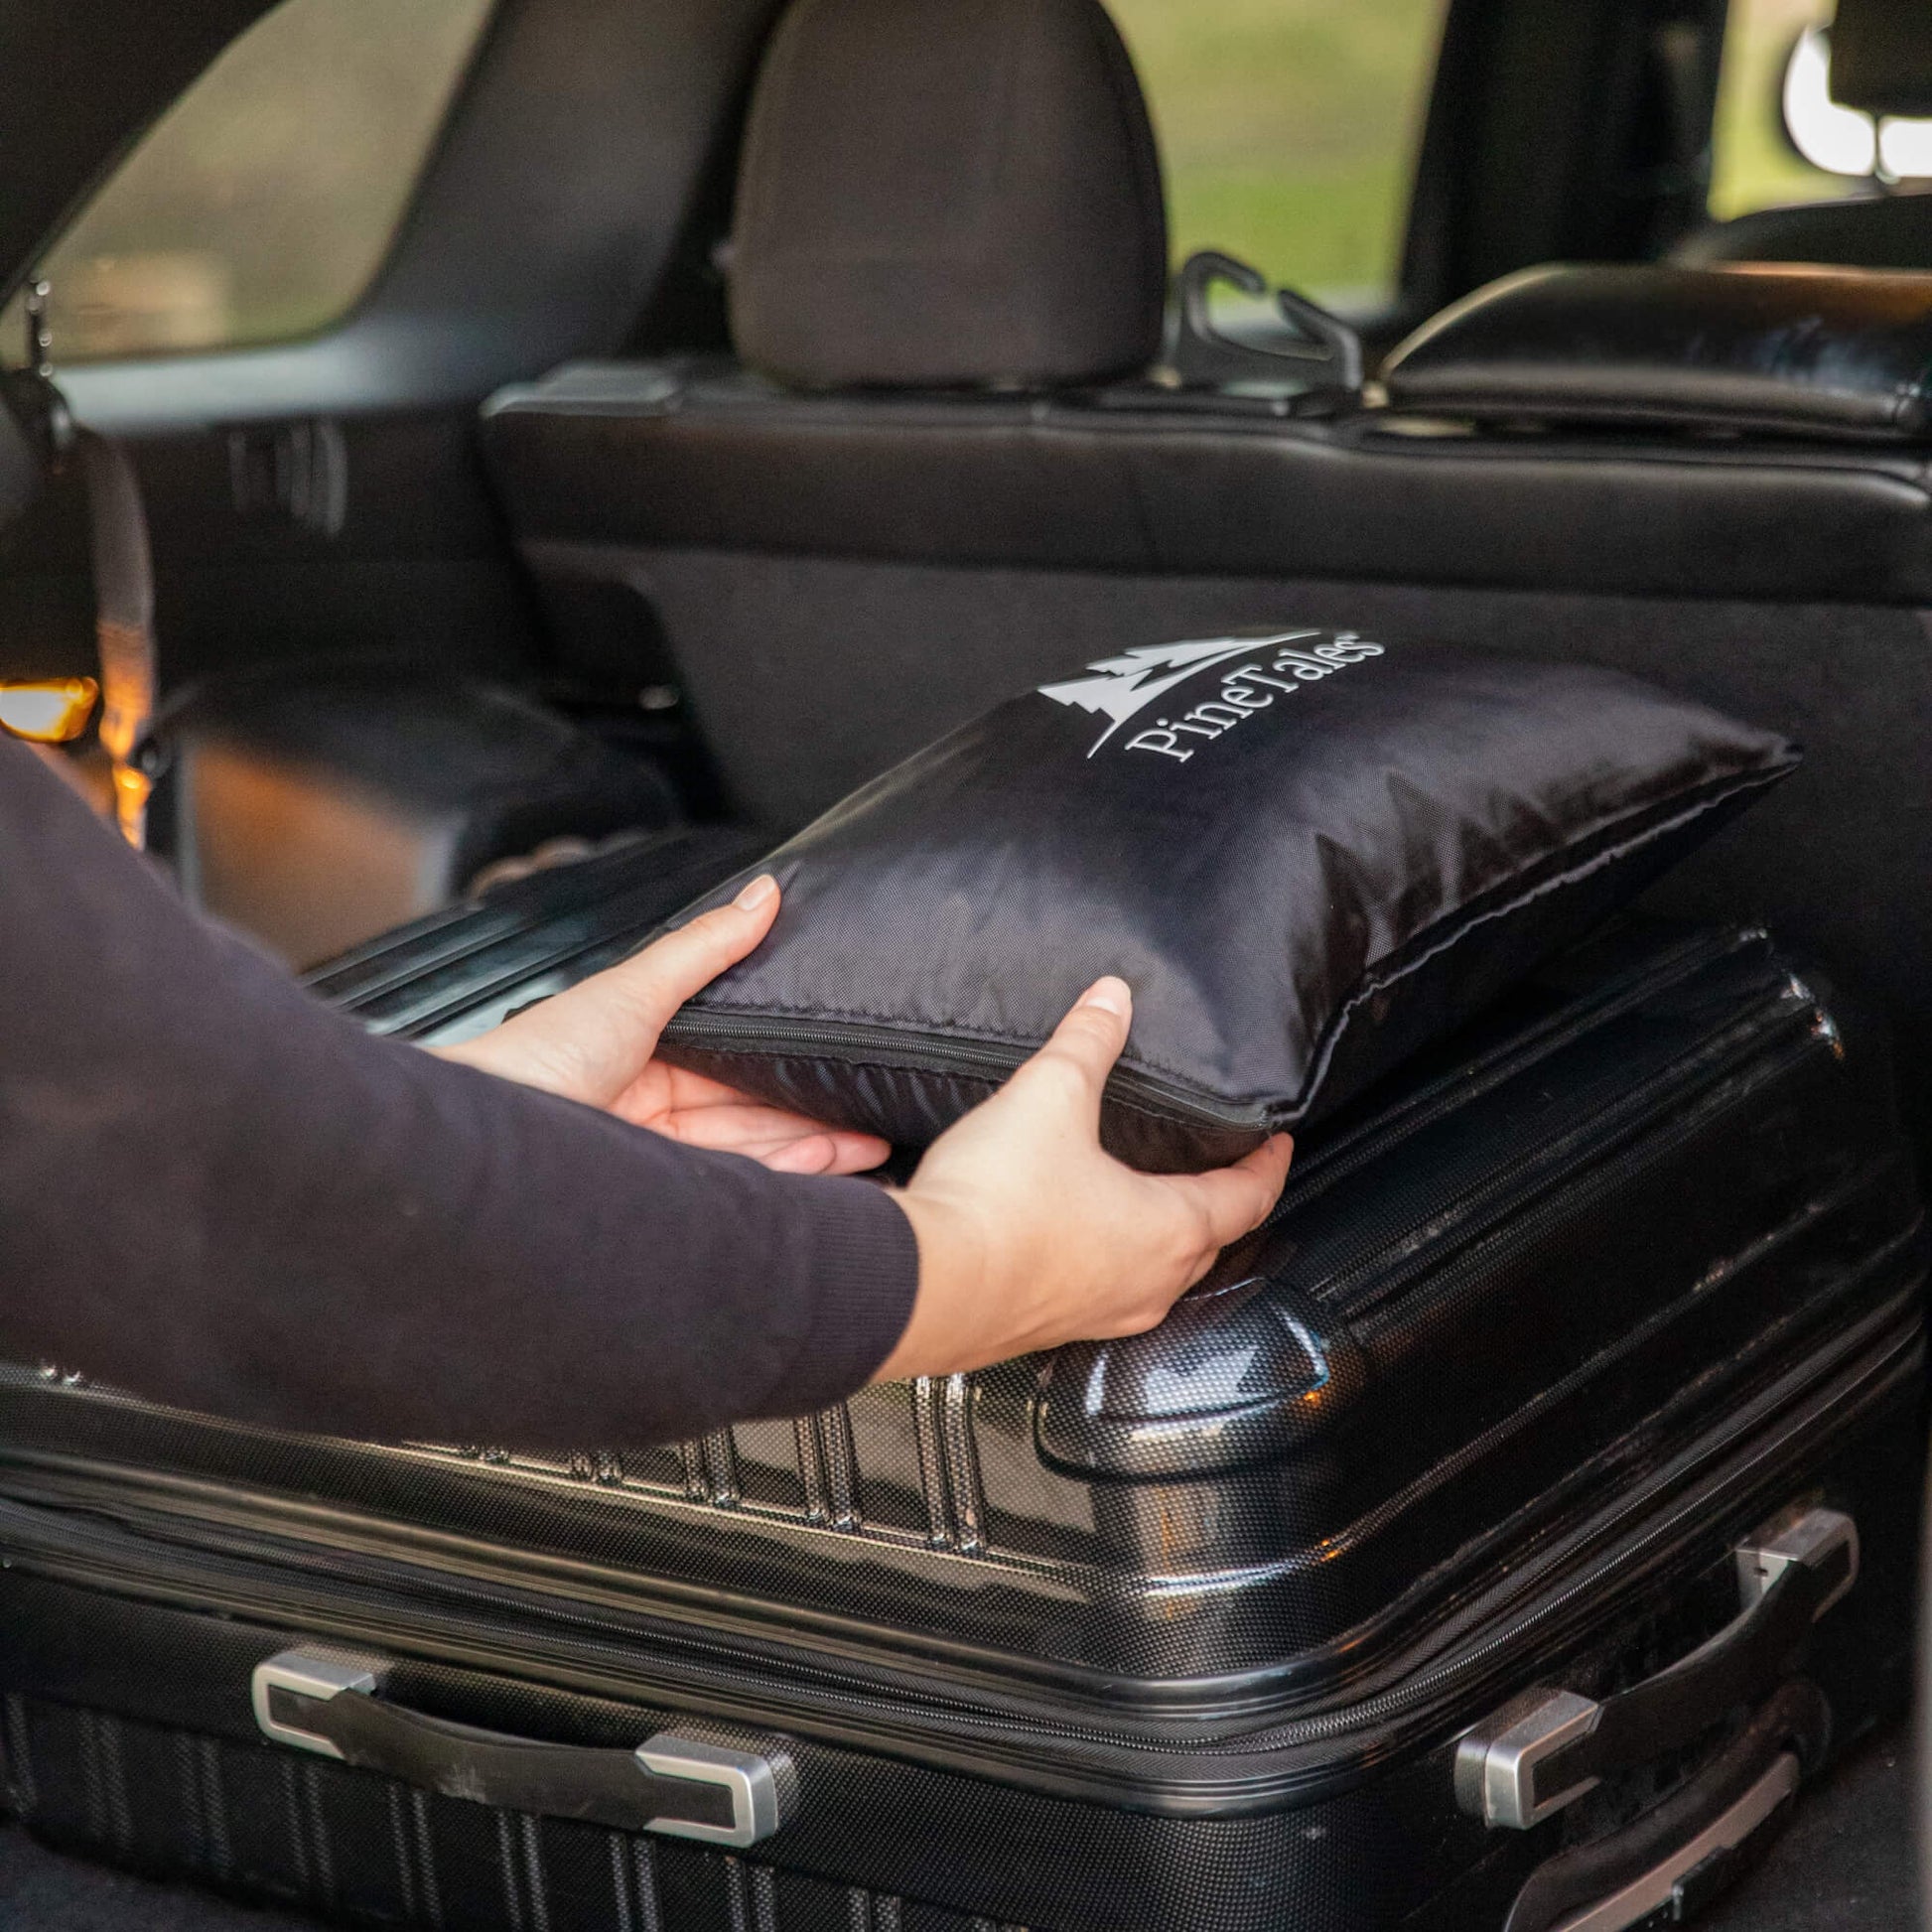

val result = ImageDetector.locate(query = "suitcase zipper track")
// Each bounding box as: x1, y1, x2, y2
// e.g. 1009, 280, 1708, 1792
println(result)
1260, 925, 1762, 1219
1317, 994, 1830, 1324
0, 1308, 1911, 1815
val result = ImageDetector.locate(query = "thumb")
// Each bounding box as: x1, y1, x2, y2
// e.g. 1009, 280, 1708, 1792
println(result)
1165, 1133, 1296, 1257
471, 875, 781, 1105
1013, 977, 1134, 1123
600, 874, 782, 1033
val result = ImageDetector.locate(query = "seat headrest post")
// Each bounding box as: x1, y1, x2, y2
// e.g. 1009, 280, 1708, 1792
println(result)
729, 0, 1168, 391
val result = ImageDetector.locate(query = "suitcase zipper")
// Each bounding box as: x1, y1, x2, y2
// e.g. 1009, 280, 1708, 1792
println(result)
1260, 924, 1764, 1215
1313, 981, 1830, 1324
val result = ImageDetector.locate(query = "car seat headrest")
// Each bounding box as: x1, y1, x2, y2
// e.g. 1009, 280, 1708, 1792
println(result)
1830, 0, 1932, 118
728, 0, 1168, 390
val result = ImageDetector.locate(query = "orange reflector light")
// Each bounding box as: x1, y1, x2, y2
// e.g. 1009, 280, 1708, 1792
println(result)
0, 677, 99, 744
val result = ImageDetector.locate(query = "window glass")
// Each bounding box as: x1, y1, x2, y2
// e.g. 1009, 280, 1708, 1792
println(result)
1107, 0, 1448, 311
1709, 0, 1863, 218
4, 0, 493, 364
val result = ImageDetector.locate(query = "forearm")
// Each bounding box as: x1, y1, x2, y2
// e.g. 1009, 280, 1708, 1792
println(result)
0, 741, 916, 1447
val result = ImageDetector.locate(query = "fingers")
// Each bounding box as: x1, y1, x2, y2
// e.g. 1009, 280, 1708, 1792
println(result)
657, 1099, 891, 1173
637, 1093, 846, 1143
697, 1129, 883, 1176
760, 1135, 840, 1175
1164, 1133, 1295, 1253
656, 1064, 880, 1126
805, 1131, 895, 1175
438, 877, 783, 1109
636, 1069, 893, 1171
586, 874, 781, 1036
1013, 977, 1133, 1124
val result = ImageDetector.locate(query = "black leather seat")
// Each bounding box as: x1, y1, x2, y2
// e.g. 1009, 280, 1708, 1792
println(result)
486, 350, 1932, 826
1674, 190, 1932, 271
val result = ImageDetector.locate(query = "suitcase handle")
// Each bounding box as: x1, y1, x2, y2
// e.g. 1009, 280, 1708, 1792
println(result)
250, 1649, 789, 1847
1454, 1505, 1855, 1831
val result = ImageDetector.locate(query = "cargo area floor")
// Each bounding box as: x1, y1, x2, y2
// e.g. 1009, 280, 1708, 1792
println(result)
0, 1723, 1915, 1930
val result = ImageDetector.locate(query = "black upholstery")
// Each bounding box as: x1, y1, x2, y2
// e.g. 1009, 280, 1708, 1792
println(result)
0, 388, 37, 535
1675, 191, 1932, 271
484, 357, 1932, 613
480, 356, 1932, 1174
1380, 262, 1932, 438
729, 0, 1166, 389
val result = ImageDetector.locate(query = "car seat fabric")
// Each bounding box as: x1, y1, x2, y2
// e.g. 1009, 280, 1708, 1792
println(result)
729, 0, 1167, 389
1824, 0, 1932, 117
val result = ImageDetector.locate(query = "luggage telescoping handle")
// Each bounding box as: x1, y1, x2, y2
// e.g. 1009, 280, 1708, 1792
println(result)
1454, 1505, 1856, 1832
250, 1650, 789, 1848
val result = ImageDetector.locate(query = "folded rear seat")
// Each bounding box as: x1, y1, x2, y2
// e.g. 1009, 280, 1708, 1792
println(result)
481, 0, 1932, 1172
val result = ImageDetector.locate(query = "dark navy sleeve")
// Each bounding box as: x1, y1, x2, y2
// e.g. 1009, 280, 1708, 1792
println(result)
0, 738, 917, 1448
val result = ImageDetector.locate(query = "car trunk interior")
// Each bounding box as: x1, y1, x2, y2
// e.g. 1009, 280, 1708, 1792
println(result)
1, 0, 1929, 1924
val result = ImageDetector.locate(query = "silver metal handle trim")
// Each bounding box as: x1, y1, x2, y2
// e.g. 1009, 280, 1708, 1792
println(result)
634, 1733, 781, 1847
1736, 1506, 1858, 1618
1547, 1751, 1799, 1932
1454, 1688, 1604, 1828
251, 1649, 382, 1760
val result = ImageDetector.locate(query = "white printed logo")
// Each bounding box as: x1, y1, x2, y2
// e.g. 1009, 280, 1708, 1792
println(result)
1037, 629, 1385, 761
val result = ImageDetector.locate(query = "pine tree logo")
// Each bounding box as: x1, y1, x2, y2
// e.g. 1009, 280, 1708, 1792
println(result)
1038, 631, 1320, 755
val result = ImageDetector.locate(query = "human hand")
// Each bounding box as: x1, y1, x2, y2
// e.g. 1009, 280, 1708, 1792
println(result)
434, 875, 890, 1175
877, 978, 1293, 1380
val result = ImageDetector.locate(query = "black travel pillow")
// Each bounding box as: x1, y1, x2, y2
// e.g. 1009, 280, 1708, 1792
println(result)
655, 632, 1796, 1171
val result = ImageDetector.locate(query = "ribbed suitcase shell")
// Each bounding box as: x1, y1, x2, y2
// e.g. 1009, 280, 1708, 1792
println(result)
0, 852, 1920, 1931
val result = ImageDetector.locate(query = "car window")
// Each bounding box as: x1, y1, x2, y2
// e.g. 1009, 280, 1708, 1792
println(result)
1107, 0, 1447, 313
1709, 0, 1866, 218
2, 0, 494, 365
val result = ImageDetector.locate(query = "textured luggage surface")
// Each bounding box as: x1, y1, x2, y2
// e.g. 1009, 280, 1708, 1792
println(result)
303, 820, 771, 1044
0, 911, 1920, 1930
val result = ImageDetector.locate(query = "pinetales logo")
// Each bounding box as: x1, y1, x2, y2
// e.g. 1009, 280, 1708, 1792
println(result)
1038, 628, 1384, 760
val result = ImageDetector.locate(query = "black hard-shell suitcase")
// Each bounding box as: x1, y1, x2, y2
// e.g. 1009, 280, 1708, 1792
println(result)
0, 848, 1921, 1932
